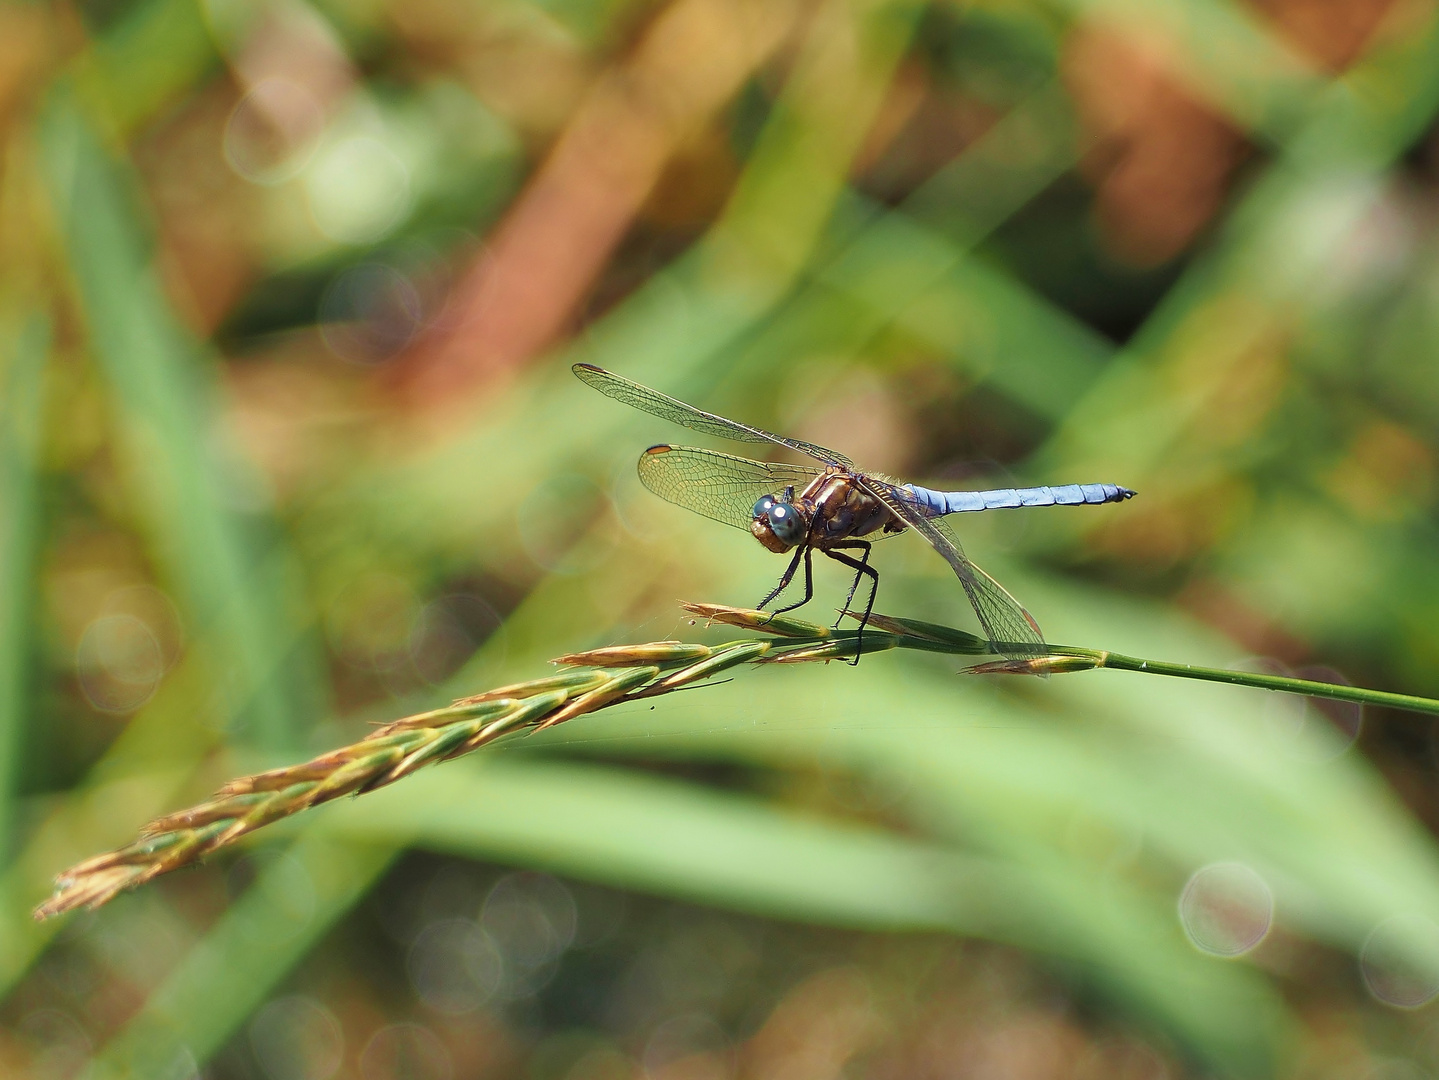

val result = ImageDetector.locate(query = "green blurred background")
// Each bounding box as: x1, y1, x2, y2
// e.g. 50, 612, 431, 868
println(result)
4, 0, 1439, 1075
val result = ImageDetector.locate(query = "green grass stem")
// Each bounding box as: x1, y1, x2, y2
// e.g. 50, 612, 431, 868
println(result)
1074, 650, 1439, 717
0, 316, 48, 866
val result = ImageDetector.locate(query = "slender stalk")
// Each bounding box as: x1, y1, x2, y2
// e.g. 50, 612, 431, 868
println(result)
34, 602, 1439, 919
969, 647, 1439, 717
1096, 652, 1439, 715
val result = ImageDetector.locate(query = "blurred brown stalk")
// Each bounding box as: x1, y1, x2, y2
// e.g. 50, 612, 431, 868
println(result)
397, 0, 802, 407
1065, 0, 1401, 266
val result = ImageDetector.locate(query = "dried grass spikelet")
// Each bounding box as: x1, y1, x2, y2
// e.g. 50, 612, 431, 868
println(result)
35, 634, 773, 919
34, 603, 995, 920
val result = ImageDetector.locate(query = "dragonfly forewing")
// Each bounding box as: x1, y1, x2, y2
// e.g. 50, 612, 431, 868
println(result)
637, 445, 825, 532
574, 364, 855, 469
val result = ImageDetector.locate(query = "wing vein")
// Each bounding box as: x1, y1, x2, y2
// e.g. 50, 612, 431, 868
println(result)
575, 364, 854, 468
637, 446, 824, 531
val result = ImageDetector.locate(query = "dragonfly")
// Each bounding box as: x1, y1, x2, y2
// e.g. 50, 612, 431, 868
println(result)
575, 363, 1135, 659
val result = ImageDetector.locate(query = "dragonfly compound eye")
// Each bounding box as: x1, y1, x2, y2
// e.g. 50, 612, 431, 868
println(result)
752, 495, 777, 519
766, 503, 806, 545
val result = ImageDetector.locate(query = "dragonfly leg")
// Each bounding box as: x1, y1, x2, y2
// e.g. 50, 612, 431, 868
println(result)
824, 543, 877, 667
757, 545, 811, 613
830, 542, 874, 623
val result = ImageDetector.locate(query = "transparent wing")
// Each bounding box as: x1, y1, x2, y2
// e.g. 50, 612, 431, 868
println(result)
865, 479, 1047, 659
575, 364, 854, 469
637, 445, 825, 531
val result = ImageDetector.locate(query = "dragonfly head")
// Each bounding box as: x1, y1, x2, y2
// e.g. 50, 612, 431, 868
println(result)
751, 492, 807, 553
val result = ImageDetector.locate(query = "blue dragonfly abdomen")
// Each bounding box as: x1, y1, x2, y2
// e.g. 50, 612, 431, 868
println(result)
901, 482, 1135, 516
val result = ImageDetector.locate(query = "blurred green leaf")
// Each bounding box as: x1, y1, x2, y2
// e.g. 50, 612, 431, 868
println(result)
91, 833, 394, 1080
327, 755, 1292, 1075
38, 92, 324, 751
73, 0, 219, 135
0, 316, 49, 863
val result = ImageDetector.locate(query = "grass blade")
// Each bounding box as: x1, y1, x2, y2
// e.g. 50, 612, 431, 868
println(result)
0, 316, 48, 864
88, 834, 394, 1080
326, 756, 1290, 1076
37, 91, 322, 751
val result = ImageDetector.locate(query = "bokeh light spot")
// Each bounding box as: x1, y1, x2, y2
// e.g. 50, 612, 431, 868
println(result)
562, 1045, 634, 1080
516, 474, 613, 574
359, 1022, 453, 1080
1262, 661, 1363, 761
224, 77, 326, 185
19, 1009, 91, 1079
328, 574, 420, 673
306, 135, 411, 244
481, 872, 577, 998
643, 1012, 731, 1080
1236, 657, 1364, 761
319, 263, 425, 364
76, 613, 165, 714
409, 593, 505, 686
1360, 915, 1439, 1008
103, 584, 184, 667
407, 918, 503, 1014
249, 996, 344, 1080
1178, 862, 1273, 957
250, 852, 319, 940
